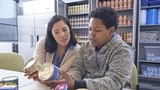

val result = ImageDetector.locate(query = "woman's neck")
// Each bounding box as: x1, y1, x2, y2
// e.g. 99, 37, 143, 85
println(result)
57, 45, 67, 59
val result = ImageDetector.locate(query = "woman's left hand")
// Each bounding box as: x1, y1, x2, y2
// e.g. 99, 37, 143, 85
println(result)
42, 69, 75, 90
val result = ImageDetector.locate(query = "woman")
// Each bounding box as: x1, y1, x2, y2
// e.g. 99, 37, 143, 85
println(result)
24, 15, 80, 80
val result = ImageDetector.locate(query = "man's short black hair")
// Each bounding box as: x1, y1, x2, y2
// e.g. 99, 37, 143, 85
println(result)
89, 6, 118, 30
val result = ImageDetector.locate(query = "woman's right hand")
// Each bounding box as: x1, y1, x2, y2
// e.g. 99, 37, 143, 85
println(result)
24, 69, 44, 84
24, 70, 39, 80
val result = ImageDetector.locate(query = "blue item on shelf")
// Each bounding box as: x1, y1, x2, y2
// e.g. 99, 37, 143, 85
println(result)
141, 0, 148, 2
147, 9, 158, 24
150, 3, 160, 6
150, 0, 160, 1
141, 1, 148, 4
141, 0, 149, 7
149, 1, 160, 6
141, 3, 148, 7
141, 5, 148, 7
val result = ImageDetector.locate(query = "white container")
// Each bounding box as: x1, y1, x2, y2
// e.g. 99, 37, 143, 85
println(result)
158, 9, 160, 24
23, 58, 42, 73
140, 10, 147, 25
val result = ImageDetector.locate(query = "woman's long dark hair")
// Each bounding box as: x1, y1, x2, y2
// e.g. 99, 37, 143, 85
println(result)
45, 15, 77, 53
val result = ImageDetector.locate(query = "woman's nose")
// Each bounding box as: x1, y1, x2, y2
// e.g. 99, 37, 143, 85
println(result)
60, 32, 65, 37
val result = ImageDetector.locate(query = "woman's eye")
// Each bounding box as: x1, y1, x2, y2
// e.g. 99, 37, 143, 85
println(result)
63, 29, 67, 31
55, 32, 59, 34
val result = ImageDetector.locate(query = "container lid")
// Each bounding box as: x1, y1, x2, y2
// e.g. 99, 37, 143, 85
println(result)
2, 76, 18, 81
38, 62, 53, 80
24, 58, 36, 69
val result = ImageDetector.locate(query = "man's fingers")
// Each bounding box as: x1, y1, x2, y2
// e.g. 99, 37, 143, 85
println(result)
59, 69, 69, 80
52, 79, 66, 84
43, 80, 57, 88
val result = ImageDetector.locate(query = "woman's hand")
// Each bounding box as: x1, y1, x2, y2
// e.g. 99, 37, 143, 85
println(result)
43, 69, 75, 90
24, 70, 39, 81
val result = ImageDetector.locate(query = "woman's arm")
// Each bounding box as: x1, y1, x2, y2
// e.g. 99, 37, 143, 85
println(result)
60, 44, 81, 72
33, 37, 46, 64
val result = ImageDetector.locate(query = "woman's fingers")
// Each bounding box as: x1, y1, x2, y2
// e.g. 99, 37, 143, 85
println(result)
24, 71, 33, 76
24, 71, 38, 80
28, 72, 38, 79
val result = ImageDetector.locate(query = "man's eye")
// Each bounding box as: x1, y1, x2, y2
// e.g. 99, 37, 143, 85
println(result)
95, 30, 101, 32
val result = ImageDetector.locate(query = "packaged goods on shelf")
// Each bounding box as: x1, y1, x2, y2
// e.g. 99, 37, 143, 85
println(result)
144, 46, 160, 62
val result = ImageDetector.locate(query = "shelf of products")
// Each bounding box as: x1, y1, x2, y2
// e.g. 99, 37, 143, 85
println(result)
116, 8, 133, 12
68, 15, 89, 29
138, 0, 160, 89
118, 32, 133, 43
67, 1, 90, 43
139, 60, 160, 64
74, 33, 89, 43
98, 0, 133, 10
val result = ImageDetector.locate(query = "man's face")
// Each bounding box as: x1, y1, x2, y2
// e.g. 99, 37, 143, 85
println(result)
89, 18, 114, 48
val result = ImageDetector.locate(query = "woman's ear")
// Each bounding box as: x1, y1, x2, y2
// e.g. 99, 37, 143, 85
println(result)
109, 26, 115, 35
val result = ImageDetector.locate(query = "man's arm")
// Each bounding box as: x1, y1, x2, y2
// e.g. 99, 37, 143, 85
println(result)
84, 47, 132, 90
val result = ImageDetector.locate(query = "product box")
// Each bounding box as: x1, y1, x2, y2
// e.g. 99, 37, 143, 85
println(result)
55, 84, 68, 90
140, 30, 158, 43
0, 85, 18, 90
142, 64, 158, 77
144, 46, 160, 61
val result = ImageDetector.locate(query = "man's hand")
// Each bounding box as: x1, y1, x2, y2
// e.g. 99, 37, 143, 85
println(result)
43, 69, 75, 90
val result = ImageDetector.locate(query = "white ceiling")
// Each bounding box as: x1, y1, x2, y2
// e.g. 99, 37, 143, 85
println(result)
61, 0, 85, 3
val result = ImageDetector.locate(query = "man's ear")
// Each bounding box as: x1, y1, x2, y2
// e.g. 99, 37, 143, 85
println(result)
109, 26, 115, 35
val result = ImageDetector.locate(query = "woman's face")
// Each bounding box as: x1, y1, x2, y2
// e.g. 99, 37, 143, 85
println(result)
52, 20, 70, 47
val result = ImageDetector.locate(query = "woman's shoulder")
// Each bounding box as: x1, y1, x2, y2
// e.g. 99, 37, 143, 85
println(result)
38, 36, 46, 42
36, 36, 46, 47
70, 43, 81, 52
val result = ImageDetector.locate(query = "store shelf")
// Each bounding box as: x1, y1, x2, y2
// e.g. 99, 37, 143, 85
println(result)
139, 60, 160, 64
141, 5, 160, 10
115, 8, 133, 12
140, 42, 160, 43
139, 83, 160, 90
127, 42, 132, 44
139, 75, 160, 80
118, 25, 133, 28
72, 28, 88, 30
140, 24, 160, 27
67, 13, 89, 16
